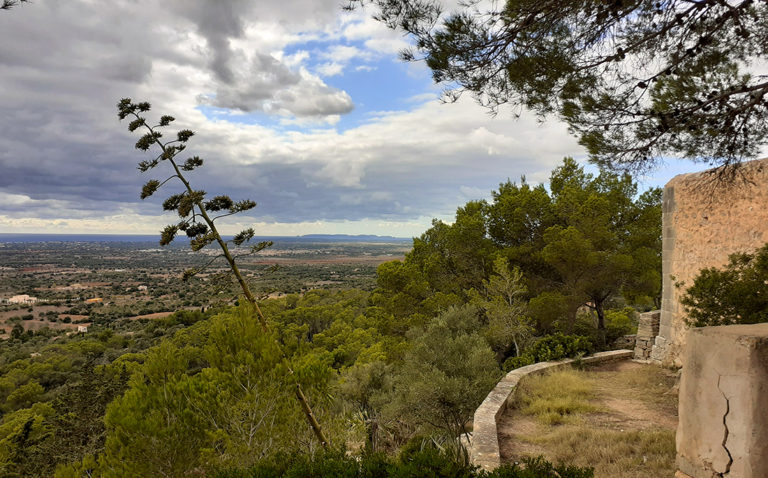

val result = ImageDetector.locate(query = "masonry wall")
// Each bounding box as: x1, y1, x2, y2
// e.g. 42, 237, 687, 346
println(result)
676, 323, 768, 478
652, 158, 768, 366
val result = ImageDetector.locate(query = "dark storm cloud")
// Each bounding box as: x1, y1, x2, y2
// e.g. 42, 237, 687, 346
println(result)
0, 0, 359, 227
0, 0, 581, 233
165, 0, 250, 84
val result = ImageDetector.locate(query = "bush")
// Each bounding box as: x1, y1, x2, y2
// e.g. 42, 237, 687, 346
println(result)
213, 449, 593, 478
571, 307, 635, 347
680, 243, 768, 326
504, 334, 593, 372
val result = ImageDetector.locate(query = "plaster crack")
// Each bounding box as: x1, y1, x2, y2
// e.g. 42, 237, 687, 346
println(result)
716, 375, 733, 477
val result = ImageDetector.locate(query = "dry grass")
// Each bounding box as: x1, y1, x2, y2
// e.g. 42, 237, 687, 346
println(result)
507, 363, 677, 478
516, 369, 599, 425
527, 426, 676, 477
587, 362, 678, 409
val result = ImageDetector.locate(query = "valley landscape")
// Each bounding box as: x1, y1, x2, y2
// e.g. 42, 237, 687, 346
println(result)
2, 0, 768, 477
0, 235, 409, 335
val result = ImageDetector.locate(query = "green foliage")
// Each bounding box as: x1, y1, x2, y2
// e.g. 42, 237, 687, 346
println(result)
375, 158, 661, 346
603, 307, 637, 341
5, 381, 44, 409
527, 292, 572, 334
571, 307, 637, 347
214, 449, 593, 478
77, 303, 339, 476
353, 0, 768, 170
382, 306, 501, 439
0, 403, 54, 477
504, 334, 593, 372
407, 201, 496, 296
680, 243, 768, 326
470, 257, 534, 360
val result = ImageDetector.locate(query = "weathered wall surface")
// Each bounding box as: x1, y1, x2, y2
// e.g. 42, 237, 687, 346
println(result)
652, 158, 768, 366
676, 323, 768, 478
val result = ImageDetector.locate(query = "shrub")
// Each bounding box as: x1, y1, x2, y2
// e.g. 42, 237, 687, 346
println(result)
504, 334, 593, 372
680, 243, 768, 326
213, 449, 593, 478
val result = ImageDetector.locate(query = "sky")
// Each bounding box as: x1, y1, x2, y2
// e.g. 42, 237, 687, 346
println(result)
0, 0, 716, 238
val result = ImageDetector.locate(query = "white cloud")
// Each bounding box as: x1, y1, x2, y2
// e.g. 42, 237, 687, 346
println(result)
316, 62, 345, 77
0, 0, 592, 237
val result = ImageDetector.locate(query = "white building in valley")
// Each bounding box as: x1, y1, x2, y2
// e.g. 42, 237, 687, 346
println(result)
8, 294, 38, 304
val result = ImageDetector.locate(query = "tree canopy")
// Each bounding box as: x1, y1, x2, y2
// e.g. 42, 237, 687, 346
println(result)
373, 158, 661, 346
349, 0, 768, 172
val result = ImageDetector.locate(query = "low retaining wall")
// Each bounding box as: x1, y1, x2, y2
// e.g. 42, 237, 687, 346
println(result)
469, 350, 634, 471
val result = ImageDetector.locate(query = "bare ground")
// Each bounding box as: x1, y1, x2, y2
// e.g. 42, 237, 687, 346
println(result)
499, 361, 678, 476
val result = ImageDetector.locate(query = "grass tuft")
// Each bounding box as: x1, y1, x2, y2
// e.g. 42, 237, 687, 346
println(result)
528, 426, 676, 477
516, 369, 598, 425
509, 364, 677, 478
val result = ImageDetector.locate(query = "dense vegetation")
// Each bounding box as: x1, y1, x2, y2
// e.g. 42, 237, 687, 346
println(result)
0, 158, 661, 476
680, 243, 768, 327
214, 450, 594, 478
373, 158, 661, 346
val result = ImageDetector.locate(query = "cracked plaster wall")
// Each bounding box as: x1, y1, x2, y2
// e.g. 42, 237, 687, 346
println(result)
676, 324, 768, 478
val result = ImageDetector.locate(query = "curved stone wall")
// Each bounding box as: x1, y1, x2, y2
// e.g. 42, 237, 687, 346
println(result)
469, 350, 634, 471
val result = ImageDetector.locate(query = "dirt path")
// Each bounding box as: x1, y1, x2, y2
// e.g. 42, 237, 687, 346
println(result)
498, 360, 678, 477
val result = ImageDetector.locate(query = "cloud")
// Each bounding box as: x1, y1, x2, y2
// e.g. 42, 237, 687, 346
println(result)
0, 0, 586, 238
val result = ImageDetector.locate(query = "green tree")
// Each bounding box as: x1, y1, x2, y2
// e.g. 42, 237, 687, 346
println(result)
541, 159, 661, 344
0, 404, 54, 478
5, 381, 44, 410
117, 99, 328, 447
624, 188, 664, 309
680, 243, 768, 327
485, 179, 558, 292
383, 306, 501, 441
408, 201, 496, 295
470, 256, 534, 360
349, 0, 768, 171
66, 304, 337, 477
10, 324, 24, 341
19, 362, 130, 477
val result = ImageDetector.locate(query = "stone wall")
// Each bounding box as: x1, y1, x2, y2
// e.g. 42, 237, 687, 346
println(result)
469, 350, 634, 471
676, 323, 768, 478
634, 310, 660, 360
652, 158, 768, 366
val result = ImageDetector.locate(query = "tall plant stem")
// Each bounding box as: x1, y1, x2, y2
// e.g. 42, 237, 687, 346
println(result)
136, 114, 330, 449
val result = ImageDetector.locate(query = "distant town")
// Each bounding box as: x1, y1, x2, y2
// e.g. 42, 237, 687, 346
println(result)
0, 237, 409, 337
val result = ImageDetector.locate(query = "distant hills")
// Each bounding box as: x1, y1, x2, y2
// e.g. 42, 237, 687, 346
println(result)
0, 233, 411, 244
296, 234, 410, 242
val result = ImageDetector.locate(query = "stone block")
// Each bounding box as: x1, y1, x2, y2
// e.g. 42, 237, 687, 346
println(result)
636, 310, 661, 338
676, 323, 768, 478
